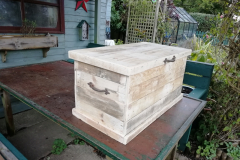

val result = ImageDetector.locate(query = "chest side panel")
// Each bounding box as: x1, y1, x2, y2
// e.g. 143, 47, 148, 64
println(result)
128, 57, 187, 104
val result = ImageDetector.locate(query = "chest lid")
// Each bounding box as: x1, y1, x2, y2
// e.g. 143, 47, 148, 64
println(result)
68, 42, 191, 76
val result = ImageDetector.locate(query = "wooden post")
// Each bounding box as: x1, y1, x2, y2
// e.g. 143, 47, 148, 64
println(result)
152, 0, 161, 43
94, 0, 101, 44
125, 3, 131, 44
165, 144, 177, 160
160, 0, 168, 44
1, 90, 15, 136
1, 51, 7, 63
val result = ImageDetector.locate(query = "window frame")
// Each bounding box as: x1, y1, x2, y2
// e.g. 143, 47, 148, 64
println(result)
0, 0, 65, 34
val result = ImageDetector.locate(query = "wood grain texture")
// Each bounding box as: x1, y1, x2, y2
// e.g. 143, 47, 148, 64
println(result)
72, 108, 124, 143
128, 61, 186, 103
127, 77, 184, 121
75, 61, 127, 85
75, 85, 125, 121
123, 94, 183, 144
69, 42, 191, 75
129, 57, 187, 87
73, 102, 124, 135
1, 90, 15, 136
126, 86, 182, 134
0, 36, 58, 50
0, 141, 18, 160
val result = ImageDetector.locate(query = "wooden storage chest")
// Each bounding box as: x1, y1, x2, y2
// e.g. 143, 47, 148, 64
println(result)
69, 42, 191, 144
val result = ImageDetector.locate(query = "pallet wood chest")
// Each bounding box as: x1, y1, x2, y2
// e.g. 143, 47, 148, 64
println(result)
69, 42, 191, 144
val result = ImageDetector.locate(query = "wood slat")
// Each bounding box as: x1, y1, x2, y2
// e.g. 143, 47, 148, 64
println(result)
183, 74, 210, 89
75, 61, 127, 85
127, 77, 184, 121
185, 60, 214, 77
126, 87, 182, 135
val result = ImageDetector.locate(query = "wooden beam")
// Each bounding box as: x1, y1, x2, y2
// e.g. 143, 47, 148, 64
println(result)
165, 144, 177, 160
153, 0, 161, 43
94, 0, 101, 44
1, 51, 7, 63
1, 90, 15, 136
42, 48, 50, 58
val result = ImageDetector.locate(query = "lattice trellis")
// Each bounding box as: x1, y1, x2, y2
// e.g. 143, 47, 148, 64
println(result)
125, 0, 160, 43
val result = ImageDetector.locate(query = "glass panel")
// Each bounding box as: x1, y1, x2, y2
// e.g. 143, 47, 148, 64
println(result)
24, 3, 58, 28
0, 0, 22, 26
33, 0, 58, 4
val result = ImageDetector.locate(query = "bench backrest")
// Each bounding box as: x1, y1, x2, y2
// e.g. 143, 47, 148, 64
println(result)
183, 60, 214, 100
86, 43, 105, 48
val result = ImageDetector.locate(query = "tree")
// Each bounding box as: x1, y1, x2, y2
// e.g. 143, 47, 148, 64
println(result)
174, 0, 227, 14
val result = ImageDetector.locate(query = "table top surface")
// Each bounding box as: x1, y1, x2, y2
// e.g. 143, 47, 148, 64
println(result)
68, 42, 191, 75
0, 61, 206, 160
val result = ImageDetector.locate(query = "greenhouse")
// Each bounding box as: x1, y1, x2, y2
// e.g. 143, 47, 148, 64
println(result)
168, 7, 198, 43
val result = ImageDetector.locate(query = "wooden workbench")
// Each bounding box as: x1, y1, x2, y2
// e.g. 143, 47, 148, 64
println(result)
0, 61, 206, 160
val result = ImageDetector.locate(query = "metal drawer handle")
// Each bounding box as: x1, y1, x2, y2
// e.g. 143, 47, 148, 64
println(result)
87, 82, 110, 95
164, 56, 176, 63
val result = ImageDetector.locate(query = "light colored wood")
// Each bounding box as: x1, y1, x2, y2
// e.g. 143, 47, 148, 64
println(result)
126, 86, 182, 134
165, 144, 177, 160
106, 155, 113, 160
76, 71, 127, 102
1, 90, 15, 136
127, 77, 183, 121
71, 43, 190, 144
124, 94, 183, 144
153, 0, 161, 43
73, 94, 183, 145
72, 108, 125, 143
74, 61, 127, 85
68, 42, 192, 75
0, 35, 58, 50
75, 85, 125, 121
0, 141, 18, 160
128, 64, 185, 103
129, 57, 187, 87
1, 51, 7, 63
73, 102, 124, 135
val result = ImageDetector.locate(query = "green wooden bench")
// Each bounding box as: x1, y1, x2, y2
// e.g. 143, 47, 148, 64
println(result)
178, 60, 214, 151
0, 133, 27, 160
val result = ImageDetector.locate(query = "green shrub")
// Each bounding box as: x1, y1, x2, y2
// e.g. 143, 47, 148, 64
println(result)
51, 139, 67, 155
190, 13, 217, 32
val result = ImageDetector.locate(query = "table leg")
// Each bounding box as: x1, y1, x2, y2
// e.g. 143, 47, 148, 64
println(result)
1, 89, 15, 136
166, 144, 177, 160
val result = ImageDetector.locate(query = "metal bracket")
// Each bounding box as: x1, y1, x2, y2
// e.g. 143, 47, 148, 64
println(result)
42, 48, 50, 58
1, 51, 7, 63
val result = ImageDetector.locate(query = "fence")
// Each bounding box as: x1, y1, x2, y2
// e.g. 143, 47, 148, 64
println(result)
195, 31, 230, 46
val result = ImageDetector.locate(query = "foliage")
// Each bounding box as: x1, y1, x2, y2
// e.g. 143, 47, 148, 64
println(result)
73, 138, 85, 145
68, 133, 86, 145
186, 141, 191, 151
51, 139, 67, 155
21, 19, 36, 37
196, 140, 219, 159
190, 13, 217, 32
114, 39, 124, 45
111, 0, 128, 32
174, 0, 226, 14
225, 142, 240, 160
188, 1, 240, 159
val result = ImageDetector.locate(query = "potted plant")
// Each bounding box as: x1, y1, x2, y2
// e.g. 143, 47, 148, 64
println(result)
0, 19, 58, 62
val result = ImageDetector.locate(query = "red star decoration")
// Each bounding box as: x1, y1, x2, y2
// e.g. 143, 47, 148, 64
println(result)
75, 0, 89, 12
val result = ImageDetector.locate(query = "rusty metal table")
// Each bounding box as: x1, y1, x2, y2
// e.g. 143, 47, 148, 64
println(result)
0, 61, 206, 160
